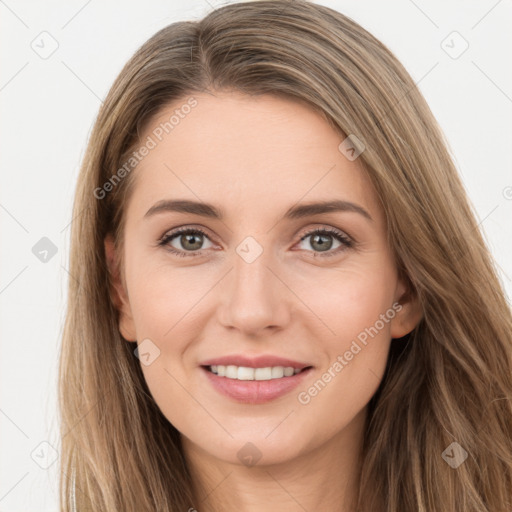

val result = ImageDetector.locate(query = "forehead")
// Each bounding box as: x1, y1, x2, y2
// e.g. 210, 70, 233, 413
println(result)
126, 91, 382, 225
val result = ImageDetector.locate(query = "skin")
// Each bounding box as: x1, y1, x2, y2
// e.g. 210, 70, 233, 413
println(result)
105, 90, 422, 511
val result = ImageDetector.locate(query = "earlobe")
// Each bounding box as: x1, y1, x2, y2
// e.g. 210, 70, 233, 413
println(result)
390, 279, 423, 339
104, 234, 137, 342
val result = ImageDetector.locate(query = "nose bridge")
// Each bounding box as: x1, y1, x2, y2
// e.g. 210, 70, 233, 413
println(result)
220, 233, 288, 332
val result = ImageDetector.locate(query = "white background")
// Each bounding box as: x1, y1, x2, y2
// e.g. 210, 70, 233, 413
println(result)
1, 0, 511, 510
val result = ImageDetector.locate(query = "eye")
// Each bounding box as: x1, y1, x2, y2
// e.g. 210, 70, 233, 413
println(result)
158, 225, 354, 258
158, 227, 214, 257
296, 227, 354, 258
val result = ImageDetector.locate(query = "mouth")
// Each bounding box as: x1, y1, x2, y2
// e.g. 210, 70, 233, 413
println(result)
200, 364, 314, 404
202, 364, 313, 381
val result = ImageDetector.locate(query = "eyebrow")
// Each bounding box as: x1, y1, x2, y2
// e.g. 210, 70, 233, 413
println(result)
144, 199, 373, 223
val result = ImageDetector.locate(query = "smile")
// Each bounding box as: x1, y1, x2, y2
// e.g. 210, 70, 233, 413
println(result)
201, 365, 313, 404
206, 364, 309, 381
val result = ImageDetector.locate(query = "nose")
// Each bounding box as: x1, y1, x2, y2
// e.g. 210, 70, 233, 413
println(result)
217, 238, 291, 335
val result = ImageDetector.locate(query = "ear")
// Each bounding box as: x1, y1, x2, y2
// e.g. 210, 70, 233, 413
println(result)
389, 276, 423, 339
104, 234, 137, 342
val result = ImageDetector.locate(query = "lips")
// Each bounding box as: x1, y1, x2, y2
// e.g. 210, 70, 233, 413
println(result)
200, 354, 312, 370
199, 353, 314, 404
201, 365, 314, 404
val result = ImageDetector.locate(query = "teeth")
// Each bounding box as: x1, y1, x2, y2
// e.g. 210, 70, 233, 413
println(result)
209, 365, 303, 381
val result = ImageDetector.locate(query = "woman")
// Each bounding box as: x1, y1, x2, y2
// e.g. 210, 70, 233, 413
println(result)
59, 1, 512, 510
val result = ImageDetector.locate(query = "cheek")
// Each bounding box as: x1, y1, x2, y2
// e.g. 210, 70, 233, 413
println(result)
127, 265, 211, 415
128, 261, 211, 339
291, 259, 397, 344
130, 266, 199, 430
291, 263, 397, 421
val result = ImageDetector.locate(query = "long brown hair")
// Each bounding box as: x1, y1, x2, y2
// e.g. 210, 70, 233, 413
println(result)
59, 1, 512, 510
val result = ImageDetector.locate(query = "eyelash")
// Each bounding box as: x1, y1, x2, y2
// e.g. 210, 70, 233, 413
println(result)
157, 226, 354, 259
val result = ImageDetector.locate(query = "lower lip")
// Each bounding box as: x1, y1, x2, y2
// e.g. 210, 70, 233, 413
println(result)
201, 366, 313, 404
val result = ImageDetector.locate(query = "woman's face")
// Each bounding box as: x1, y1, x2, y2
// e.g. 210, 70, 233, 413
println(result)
105, 90, 420, 467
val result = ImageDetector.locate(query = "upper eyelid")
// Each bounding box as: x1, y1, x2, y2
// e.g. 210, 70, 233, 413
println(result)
160, 225, 212, 242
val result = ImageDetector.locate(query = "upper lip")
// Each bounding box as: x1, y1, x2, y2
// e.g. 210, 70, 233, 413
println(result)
200, 354, 313, 370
